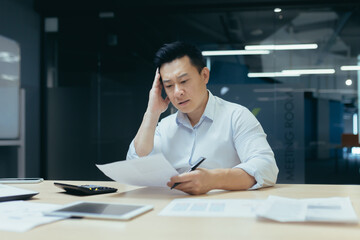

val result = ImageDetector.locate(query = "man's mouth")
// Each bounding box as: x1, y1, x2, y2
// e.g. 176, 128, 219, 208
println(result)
178, 100, 190, 105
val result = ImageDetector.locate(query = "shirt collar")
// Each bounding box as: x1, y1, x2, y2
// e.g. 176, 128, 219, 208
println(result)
202, 90, 215, 121
175, 90, 215, 127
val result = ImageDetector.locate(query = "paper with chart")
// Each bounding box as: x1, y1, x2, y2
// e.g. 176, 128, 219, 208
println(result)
0, 201, 66, 232
159, 198, 263, 217
96, 153, 179, 187
256, 195, 358, 223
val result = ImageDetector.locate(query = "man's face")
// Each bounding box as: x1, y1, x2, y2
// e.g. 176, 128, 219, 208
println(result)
159, 56, 209, 121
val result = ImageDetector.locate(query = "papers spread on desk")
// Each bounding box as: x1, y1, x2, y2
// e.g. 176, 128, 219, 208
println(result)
160, 196, 358, 223
0, 201, 67, 232
96, 153, 179, 187
159, 198, 263, 217
256, 195, 359, 224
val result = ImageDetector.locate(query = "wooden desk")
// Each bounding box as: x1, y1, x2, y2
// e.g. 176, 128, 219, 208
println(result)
1, 181, 360, 240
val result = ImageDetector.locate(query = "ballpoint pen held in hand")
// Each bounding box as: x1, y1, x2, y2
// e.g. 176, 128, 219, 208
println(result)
171, 157, 206, 190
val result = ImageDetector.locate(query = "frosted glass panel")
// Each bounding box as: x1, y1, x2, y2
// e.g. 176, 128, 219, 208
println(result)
0, 35, 20, 139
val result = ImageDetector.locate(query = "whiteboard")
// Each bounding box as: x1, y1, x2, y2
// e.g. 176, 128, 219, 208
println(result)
0, 35, 20, 139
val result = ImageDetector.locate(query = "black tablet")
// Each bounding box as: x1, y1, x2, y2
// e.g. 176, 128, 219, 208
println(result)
0, 184, 39, 202
44, 201, 153, 220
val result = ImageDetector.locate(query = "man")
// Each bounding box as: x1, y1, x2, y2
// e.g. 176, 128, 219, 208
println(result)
127, 41, 278, 195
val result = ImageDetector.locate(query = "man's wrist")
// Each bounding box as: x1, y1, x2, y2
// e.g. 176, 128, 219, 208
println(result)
211, 168, 256, 191
144, 110, 161, 123
210, 169, 229, 190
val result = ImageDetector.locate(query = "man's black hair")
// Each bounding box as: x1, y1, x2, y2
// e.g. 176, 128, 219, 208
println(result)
154, 41, 206, 73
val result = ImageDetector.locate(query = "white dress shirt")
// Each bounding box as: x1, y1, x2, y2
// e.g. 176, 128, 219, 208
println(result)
127, 91, 279, 189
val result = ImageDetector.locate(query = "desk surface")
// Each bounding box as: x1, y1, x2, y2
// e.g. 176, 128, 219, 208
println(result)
1, 181, 360, 240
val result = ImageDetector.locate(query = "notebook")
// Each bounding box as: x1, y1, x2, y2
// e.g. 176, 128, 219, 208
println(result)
0, 184, 38, 202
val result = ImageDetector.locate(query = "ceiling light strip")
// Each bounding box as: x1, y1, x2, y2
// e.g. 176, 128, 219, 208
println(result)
248, 72, 300, 78
341, 66, 360, 71
248, 69, 335, 78
202, 50, 270, 56
245, 44, 318, 50
282, 69, 335, 74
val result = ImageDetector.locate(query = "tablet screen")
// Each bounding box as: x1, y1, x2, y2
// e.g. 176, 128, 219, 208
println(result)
45, 201, 153, 220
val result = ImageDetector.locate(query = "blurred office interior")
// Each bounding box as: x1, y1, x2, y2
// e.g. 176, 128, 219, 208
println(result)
0, 0, 360, 184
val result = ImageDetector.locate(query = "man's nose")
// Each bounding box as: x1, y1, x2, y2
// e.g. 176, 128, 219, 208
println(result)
174, 84, 184, 96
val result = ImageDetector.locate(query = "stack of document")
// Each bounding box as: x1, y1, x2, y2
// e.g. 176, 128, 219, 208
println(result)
159, 195, 358, 224
256, 195, 358, 224
0, 201, 66, 232
159, 198, 262, 217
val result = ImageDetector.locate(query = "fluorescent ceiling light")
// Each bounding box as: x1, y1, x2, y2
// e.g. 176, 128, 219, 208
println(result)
341, 65, 360, 71
253, 88, 295, 92
245, 44, 318, 50
248, 69, 335, 78
248, 72, 300, 78
202, 50, 270, 56
274, 8, 282, 13
282, 69, 335, 74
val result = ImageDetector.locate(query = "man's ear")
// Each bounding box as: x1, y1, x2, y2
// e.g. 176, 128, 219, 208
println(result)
201, 67, 210, 84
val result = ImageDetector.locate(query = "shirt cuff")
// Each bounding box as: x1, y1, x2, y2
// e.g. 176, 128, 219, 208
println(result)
234, 164, 264, 190
126, 139, 158, 160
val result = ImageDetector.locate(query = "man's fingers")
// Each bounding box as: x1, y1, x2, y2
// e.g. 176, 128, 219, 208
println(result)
152, 68, 161, 88
169, 180, 192, 190
171, 171, 197, 183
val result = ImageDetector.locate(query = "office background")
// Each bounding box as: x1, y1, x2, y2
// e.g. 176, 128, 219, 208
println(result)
0, 0, 360, 184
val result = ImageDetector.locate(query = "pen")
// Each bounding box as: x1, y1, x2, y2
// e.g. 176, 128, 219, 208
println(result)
171, 157, 206, 190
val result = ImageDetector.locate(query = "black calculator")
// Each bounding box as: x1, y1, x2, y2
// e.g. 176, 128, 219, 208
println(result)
54, 182, 118, 196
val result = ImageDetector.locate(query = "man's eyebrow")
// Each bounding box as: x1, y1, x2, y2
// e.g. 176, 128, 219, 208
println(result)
177, 73, 188, 79
162, 73, 188, 83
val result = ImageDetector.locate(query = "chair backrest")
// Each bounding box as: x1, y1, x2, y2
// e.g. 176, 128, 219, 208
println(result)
341, 134, 360, 147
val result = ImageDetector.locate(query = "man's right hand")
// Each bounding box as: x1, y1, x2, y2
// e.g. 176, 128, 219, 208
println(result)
133, 68, 170, 157
147, 68, 170, 116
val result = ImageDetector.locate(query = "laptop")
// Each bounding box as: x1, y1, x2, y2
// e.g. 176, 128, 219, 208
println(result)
0, 184, 38, 202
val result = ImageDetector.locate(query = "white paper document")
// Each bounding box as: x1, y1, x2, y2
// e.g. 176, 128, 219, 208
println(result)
256, 195, 359, 224
0, 201, 66, 232
96, 153, 179, 187
159, 198, 263, 217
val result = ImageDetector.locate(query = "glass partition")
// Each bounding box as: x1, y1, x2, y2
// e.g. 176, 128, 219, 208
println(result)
43, 3, 360, 183
0, 35, 20, 139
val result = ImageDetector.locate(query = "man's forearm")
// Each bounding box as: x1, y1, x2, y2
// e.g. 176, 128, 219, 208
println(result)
134, 111, 161, 157
211, 168, 256, 191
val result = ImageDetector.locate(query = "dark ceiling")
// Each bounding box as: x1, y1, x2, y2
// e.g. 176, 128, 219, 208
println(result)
34, 0, 360, 17
34, 0, 360, 90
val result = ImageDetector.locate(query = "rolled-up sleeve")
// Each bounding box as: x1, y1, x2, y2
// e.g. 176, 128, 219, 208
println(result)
126, 123, 163, 160
126, 139, 139, 160
232, 108, 279, 190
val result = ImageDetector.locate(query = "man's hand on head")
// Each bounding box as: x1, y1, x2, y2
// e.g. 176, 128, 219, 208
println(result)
147, 68, 170, 116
